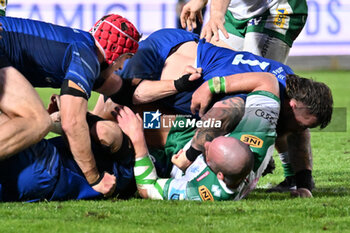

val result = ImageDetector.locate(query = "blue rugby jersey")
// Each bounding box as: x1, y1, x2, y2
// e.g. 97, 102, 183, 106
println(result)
196, 39, 294, 101
0, 16, 100, 98
118, 28, 199, 80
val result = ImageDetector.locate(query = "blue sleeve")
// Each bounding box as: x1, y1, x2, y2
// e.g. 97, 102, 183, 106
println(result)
63, 42, 100, 98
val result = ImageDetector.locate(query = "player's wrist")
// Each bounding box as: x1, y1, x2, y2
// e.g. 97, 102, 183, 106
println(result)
86, 168, 102, 185
132, 138, 149, 159
89, 171, 106, 187
174, 73, 202, 92
186, 146, 202, 162
208, 76, 226, 94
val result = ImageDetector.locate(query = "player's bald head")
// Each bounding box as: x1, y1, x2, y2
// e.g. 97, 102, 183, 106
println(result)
205, 136, 254, 189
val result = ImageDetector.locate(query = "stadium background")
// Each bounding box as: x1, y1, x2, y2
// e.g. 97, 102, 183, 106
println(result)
1, 1, 350, 232
7, 0, 350, 70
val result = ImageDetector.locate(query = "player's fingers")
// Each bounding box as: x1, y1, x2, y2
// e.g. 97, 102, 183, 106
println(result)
114, 106, 127, 120
189, 12, 197, 29
184, 65, 198, 74
199, 103, 207, 117
188, 73, 201, 81
204, 27, 213, 42
175, 149, 183, 158
212, 27, 220, 42
219, 25, 229, 39
136, 113, 143, 122
190, 101, 199, 115
171, 154, 178, 164
123, 105, 135, 116
199, 27, 206, 39
180, 11, 189, 29
186, 18, 193, 31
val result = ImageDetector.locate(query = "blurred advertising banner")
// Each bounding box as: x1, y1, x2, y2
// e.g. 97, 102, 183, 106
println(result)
291, 0, 350, 56
7, 0, 177, 37
6, 0, 350, 56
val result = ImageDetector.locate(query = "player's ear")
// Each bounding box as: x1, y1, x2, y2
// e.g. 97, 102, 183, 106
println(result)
289, 98, 297, 109
216, 171, 224, 181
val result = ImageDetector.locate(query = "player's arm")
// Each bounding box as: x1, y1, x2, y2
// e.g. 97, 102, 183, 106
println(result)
172, 96, 245, 171
60, 80, 116, 196
114, 105, 169, 199
132, 66, 202, 105
287, 129, 314, 198
176, 73, 280, 170
191, 72, 279, 116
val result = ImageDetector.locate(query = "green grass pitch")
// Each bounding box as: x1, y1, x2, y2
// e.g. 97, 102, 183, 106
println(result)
0, 70, 349, 233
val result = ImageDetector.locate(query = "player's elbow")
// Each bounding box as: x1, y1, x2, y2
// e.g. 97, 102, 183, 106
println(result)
260, 73, 280, 98
132, 88, 146, 105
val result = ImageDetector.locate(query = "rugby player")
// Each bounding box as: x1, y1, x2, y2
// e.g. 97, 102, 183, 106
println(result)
115, 83, 281, 200
180, 0, 309, 189
180, 0, 307, 64
0, 110, 136, 202
0, 15, 140, 195
97, 28, 332, 196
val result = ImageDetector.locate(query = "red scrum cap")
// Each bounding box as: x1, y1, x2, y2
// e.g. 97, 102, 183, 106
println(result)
90, 14, 140, 64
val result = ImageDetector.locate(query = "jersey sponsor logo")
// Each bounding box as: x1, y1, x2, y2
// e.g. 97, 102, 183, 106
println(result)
196, 171, 210, 182
274, 8, 288, 28
248, 17, 262, 26
240, 135, 263, 148
143, 110, 161, 129
198, 185, 214, 201
255, 109, 278, 126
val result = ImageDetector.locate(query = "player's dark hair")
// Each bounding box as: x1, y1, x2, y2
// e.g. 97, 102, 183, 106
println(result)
285, 74, 333, 129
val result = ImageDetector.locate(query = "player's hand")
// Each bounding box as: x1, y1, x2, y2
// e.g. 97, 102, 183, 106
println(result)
47, 94, 61, 114
171, 149, 192, 172
190, 81, 213, 117
174, 66, 203, 92
180, 0, 208, 31
91, 172, 117, 197
200, 11, 228, 42
184, 65, 202, 81
290, 188, 313, 198
113, 105, 144, 143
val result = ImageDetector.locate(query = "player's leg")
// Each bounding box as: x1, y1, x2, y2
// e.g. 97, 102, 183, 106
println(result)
243, 1, 307, 64
267, 134, 296, 192
0, 66, 52, 159
243, 32, 290, 64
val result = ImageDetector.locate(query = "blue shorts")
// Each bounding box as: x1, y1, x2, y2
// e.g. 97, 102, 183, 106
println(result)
0, 136, 136, 202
